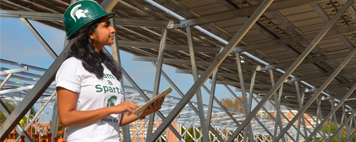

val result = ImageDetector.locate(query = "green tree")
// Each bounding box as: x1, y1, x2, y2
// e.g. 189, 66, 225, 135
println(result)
0, 102, 38, 124
310, 122, 356, 142
0, 101, 16, 123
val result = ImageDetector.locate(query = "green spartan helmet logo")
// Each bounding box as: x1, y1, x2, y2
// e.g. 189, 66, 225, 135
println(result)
107, 96, 117, 107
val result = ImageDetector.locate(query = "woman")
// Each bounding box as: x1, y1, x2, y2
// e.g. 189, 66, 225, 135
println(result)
56, 1, 164, 141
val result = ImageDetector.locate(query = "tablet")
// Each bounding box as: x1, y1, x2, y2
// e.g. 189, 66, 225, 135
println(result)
133, 87, 172, 115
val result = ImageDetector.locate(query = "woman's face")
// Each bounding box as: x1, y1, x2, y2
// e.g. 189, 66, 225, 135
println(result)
89, 16, 116, 53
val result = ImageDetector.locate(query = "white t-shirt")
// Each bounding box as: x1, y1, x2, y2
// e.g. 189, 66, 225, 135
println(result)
56, 57, 124, 142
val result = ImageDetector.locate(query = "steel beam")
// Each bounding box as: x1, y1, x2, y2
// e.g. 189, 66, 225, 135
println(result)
176, 68, 271, 80
227, 0, 354, 141
147, 0, 273, 140
0, 10, 62, 21
0, 38, 76, 140
49, 97, 60, 142
295, 81, 305, 141
20, 18, 58, 59
146, 28, 168, 139
265, 52, 351, 70
236, 52, 255, 142
116, 18, 174, 28
206, 56, 218, 139
177, 66, 356, 85
316, 97, 327, 140
109, 17, 132, 142
133, 56, 258, 70
270, 70, 285, 141
119, 40, 219, 53
0, 67, 28, 76
186, 26, 209, 142
215, 80, 298, 91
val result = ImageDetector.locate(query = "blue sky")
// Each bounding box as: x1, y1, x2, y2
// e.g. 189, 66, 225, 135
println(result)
0, 17, 244, 122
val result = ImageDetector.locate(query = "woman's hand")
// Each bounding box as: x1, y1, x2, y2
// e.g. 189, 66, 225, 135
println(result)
139, 96, 165, 117
120, 96, 166, 126
111, 101, 140, 115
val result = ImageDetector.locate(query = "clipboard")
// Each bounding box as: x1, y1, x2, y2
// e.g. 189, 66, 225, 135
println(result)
132, 87, 172, 115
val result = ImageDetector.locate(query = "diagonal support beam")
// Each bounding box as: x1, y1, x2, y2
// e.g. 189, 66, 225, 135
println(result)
146, 28, 168, 139
147, 0, 274, 141
226, 0, 354, 141
305, 82, 356, 141
0, 38, 76, 141
20, 18, 58, 59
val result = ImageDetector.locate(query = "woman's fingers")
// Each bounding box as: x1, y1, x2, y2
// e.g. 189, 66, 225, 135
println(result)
120, 101, 140, 115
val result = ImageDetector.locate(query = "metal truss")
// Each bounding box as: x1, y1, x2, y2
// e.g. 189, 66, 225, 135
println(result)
2, 0, 356, 142
1, 59, 320, 141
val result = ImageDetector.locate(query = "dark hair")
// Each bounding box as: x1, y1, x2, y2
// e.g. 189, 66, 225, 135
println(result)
67, 18, 122, 81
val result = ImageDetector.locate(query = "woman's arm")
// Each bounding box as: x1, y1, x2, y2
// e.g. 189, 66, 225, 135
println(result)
57, 87, 140, 127
120, 96, 165, 126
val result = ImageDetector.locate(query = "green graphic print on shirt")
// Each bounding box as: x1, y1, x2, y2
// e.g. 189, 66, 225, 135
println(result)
107, 96, 117, 107
95, 73, 124, 95
96, 73, 123, 123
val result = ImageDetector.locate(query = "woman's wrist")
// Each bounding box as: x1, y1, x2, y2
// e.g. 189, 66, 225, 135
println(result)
108, 106, 118, 114
137, 114, 146, 120
139, 112, 148, 118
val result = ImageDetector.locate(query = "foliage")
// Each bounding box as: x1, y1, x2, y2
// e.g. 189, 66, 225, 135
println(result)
180, 127, 219, 142
0, 102, 38, 124
310, 122, 356, 142
220, 96, 245, 114
0, 101, 16, 123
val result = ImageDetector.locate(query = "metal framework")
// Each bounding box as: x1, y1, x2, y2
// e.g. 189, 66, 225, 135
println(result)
0, 59, 320, 142
2, 0, 356, 141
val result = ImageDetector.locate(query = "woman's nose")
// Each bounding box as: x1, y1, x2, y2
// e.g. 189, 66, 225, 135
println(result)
110, 26, 116, 33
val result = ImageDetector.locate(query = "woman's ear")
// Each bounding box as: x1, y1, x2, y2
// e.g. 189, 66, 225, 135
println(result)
89, 34, 94, 40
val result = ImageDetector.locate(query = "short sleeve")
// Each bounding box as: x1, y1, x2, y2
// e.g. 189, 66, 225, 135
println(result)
55, 59, 82, 93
